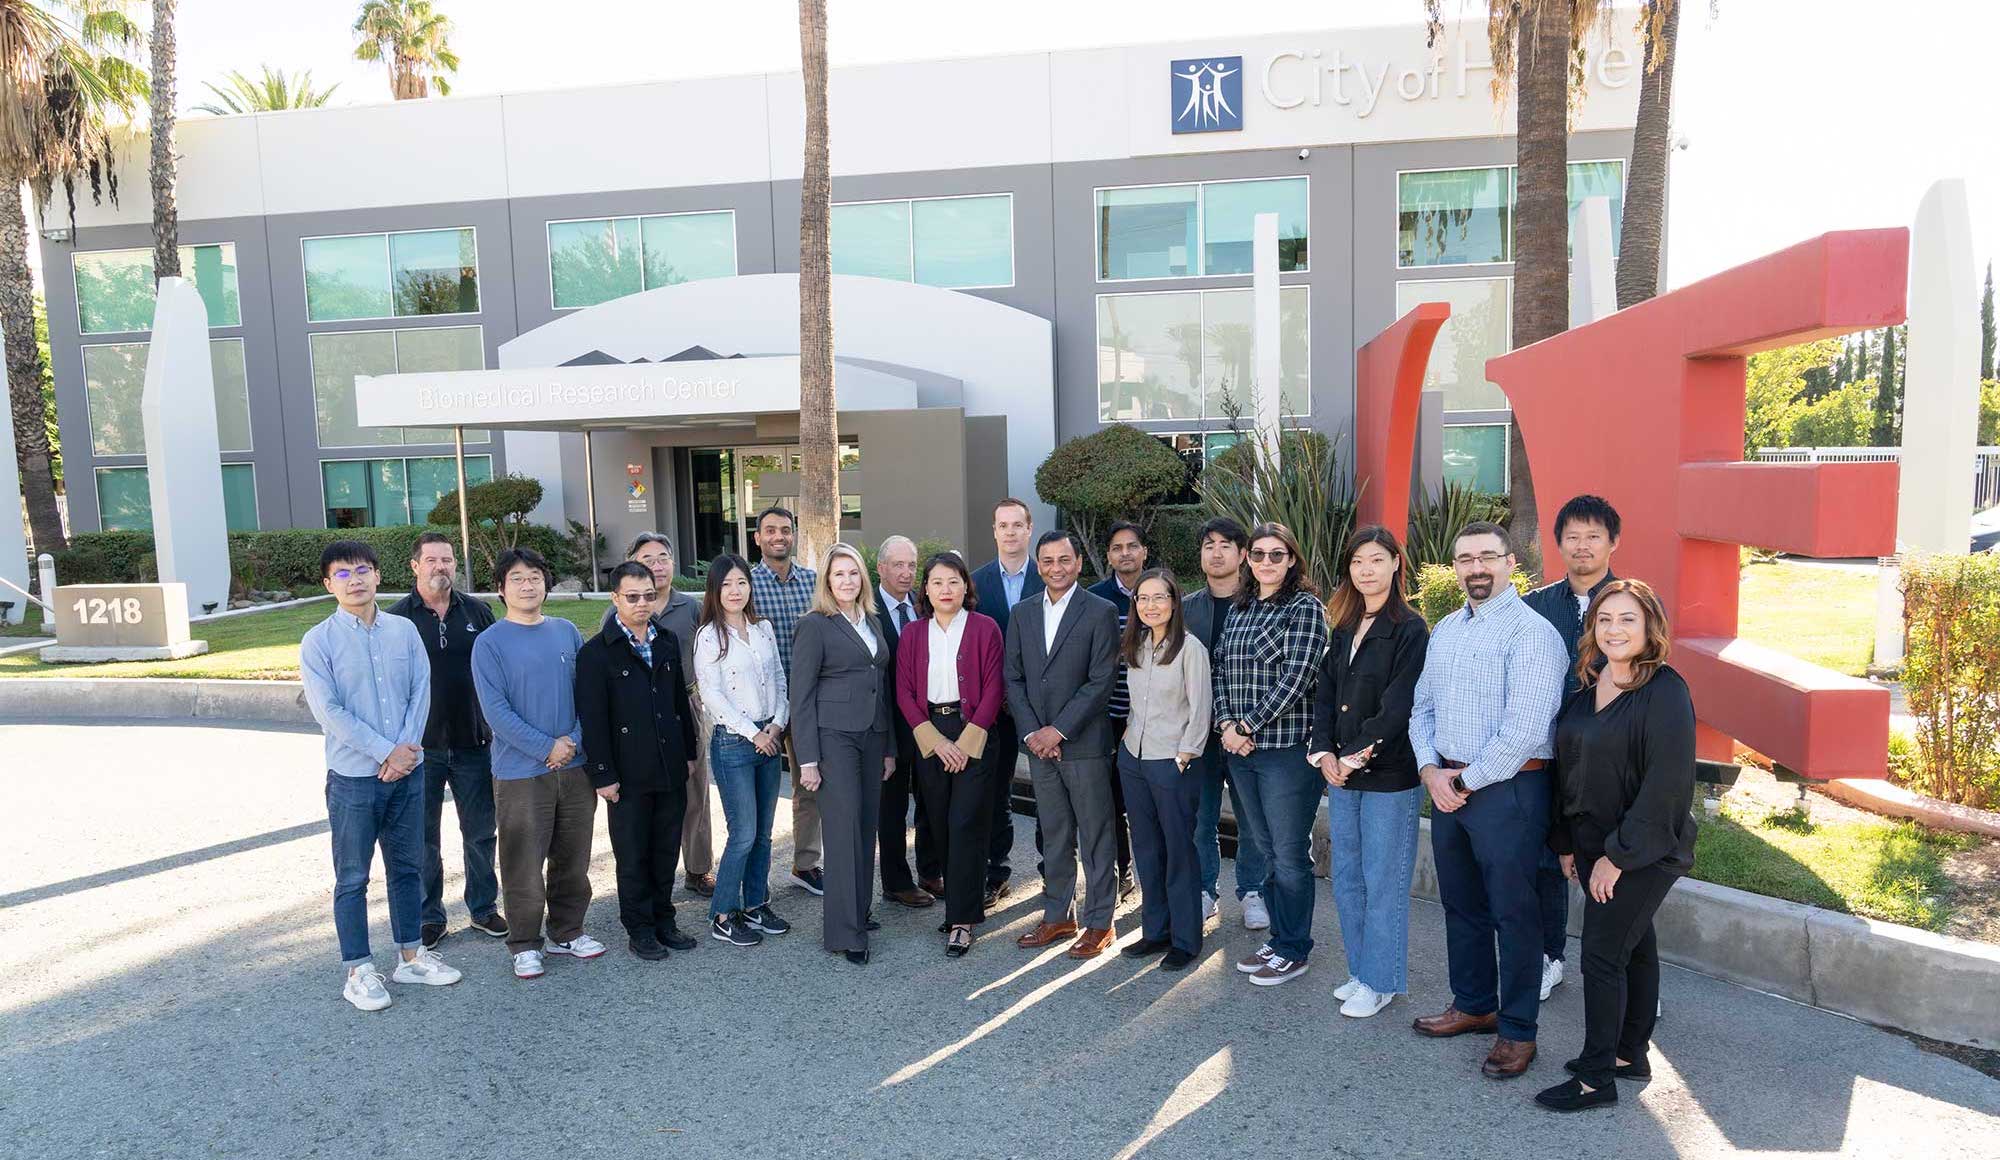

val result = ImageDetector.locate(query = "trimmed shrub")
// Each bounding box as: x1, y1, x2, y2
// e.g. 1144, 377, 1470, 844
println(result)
53, 525, 582, 594
1413, 562, 1533, 627
1036, 425, 1187, 576
1148, 504, 1206, 583
426, 473, 546, 581
49, 531, 159, 585
1899, 551, 2000, 809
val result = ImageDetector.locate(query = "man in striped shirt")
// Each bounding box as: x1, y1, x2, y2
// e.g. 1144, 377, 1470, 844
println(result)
1087, 520, 1148, 894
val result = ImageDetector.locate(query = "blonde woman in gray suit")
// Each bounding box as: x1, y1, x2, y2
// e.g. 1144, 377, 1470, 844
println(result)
790, 543, 895, 964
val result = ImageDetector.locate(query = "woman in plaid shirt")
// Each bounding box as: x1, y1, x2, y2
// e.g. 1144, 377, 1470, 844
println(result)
1213, 522, 1330, 987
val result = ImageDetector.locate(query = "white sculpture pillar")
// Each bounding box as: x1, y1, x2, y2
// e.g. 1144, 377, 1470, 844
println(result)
142, 278, 231, 619
1252, 212, 1282, 475
1876, 178, 1979, 666
1569, 195, 1618, 327
0, 358, 28, 624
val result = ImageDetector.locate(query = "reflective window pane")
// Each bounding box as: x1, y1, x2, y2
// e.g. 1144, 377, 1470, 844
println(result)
1443, 424, 1509, 494
1096, 292, 1201, 421
303, 234, 392, 321
95, 467, 152, 532
642, 211, 736, 288
210, 339, 253, 453
406, 454, 492, 524
393, 326, 486, 444
1396, 278, 1511, 411
390, 228, 479, 316
83, 343, 149, 456
1568, 160, 1625, 259
221, 463, 258, 531
310, 330, 402, 447
186, 243, 242, 327
1198, 287, 1309, 418
1097, 185, 1197, 280
368, 459, 410, 526
912, 196, 1013, 288
1398, 167, 1511, 267
831, 202, 912, 281
549, 218, 642, 308
75, 243, 239, 333
1202, 178, 1308, 275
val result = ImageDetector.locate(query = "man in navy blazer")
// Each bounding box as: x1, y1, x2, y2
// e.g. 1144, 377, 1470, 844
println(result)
969, 498, 1042, 898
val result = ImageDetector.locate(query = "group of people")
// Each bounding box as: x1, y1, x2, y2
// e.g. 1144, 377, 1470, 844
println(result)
302, 492, 1698, 1113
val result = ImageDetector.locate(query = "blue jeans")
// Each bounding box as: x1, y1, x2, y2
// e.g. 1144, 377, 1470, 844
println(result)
1325, 783, 1421, 993
326, 770, 424, 968
710, 724, 782, 919
420, 746, 498, 928
1430, 769, 1553, 1042
1195, 751, 1269, 900
1227, 743, 1320, 962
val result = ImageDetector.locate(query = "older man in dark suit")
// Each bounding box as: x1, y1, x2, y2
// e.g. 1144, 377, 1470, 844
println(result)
1004, 530, 1122, 959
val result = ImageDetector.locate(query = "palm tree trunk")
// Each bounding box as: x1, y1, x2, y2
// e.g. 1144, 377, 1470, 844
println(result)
1, 179, 66, 552
1616, 0, 1679, 311
1506, 0, 1572, 575
794, 0, 839, 568
151, 0, 181, 280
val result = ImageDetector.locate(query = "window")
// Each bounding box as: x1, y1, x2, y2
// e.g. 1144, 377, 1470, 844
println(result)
1155, 431, 1245, 504
322, 455, 492, 529
1567, 159, 1626, 257
1097, 177, 1308, 281
547, 211, 737, 309
83, 338, 254, 456
309, 326, 487, 448
95, 463, 258, 533
832, 195, 1013, 289
1443, 424, 1509, 494
74, 243, 240, 333
1097, 287, 1309, 422
303, 228, 479, 321
1395, 278, 1511, 411
1397, 161, 1626, 268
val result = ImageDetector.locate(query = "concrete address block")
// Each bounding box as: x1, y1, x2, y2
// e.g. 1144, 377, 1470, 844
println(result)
1807, 909, 2000, 1048
1650, 877, 1817, 1005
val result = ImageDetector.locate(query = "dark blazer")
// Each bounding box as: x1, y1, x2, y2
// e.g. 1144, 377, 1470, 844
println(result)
575, 621, 699, 791
789, 610, 894, 767
1002, 587, 1121, 760
1308, 610, 1429, 793
1088, 575, 1132, 619
875, 590, 920, 755
972, 557, 1044, 638
895, 611, 1005, 758
1523, 570, 1616, 699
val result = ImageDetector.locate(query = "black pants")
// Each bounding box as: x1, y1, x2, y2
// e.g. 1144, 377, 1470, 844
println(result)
1118, 751, 1203, 955
605, 780, 689, 940
915, 710, 1000, 925
983, 709, 1018, 889
880, 727, 939, 894
1107, 717, 1133, 880
1576, 858, 1678, 1087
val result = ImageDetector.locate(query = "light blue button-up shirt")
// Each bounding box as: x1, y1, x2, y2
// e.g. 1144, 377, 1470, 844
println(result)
998, 558, 1030, 610
300, 606, 431, 779
1408, 584, 1567, 791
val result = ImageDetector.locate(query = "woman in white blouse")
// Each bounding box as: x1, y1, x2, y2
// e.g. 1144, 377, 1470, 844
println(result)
693, 553, 792, 949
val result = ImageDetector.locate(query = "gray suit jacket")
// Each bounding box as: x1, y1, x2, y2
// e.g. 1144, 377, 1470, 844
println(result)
1003, 587, 1121, 760
789, 610, 893, 767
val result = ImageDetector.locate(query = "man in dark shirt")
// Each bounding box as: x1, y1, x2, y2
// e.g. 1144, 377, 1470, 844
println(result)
387, 532, 504, 949
1521, 494, 1622, 1003
1088, 520, 1148, 893
1181, 516, 1269, 931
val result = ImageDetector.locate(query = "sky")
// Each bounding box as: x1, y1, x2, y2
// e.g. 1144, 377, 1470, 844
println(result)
148, 0, 2000, 289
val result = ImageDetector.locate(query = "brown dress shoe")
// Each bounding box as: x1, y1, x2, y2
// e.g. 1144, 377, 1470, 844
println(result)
685, 872, 716, 898
1412, 1006, 1500, 1038
886, 887, 936, 909
1482, 1037, 1537, 1079
1016, 920, 1078, 949
1068, 927, 1115, 958
920, 877, 946, 897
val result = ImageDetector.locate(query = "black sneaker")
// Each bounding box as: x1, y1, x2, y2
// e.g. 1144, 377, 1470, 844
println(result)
468, 912, 509, 938
790, 868, 826, 895
628, 934, 671, 961
711, 912, 763, 947
744, 904, 791, 935
657, 925, 698, 952
421, 922, 446, 950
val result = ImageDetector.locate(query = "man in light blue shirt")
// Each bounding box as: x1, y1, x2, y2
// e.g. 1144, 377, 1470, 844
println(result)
1408, 521, 1566, 1079
300, 541, 462, 1012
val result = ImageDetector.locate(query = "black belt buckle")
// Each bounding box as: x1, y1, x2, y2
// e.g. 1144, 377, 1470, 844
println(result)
929, 702, 961, 716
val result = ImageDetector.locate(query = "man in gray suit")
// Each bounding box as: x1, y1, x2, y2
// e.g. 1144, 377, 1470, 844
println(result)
1004, 530, 1122, 959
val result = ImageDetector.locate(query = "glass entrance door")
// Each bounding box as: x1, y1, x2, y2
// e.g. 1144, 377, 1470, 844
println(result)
688, 443, 863, 567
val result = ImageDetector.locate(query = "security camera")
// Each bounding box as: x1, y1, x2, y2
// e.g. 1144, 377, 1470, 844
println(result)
1298, 148, 1311, 160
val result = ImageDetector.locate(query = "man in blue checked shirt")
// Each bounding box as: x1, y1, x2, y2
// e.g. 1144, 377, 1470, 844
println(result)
1408, 521, 1566, 1080
301, 541, 463, 1012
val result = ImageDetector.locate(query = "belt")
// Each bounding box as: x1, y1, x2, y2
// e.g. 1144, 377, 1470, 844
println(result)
1440, 757, 1546, 773
928, 701, 962, 716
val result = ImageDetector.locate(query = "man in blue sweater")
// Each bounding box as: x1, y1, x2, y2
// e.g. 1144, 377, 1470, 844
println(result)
472, 546, 601, 980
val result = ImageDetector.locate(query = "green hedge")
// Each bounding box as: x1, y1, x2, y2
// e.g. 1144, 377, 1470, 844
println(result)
53, 525, 584, 593
1149, 504, 1206, 584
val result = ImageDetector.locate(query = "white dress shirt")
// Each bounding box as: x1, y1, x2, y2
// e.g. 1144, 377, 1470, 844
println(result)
927, 611, 967, 702
843, 608, 878, 656
1042, 584, 1076, 653
693, 618, 788, 740
879, 585, 917, 638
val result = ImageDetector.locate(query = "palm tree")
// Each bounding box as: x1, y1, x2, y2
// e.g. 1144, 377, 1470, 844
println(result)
1615, 0, 1681, 310
794, 0, 837, 567
149, 0, 176, 279
192, 65, 339, 115
352, 0, 458, 101
0, 0, 146, 554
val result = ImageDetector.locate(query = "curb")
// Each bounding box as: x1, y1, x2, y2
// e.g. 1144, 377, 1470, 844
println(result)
0, 677, 314, 726
1820, 776, 2000, 839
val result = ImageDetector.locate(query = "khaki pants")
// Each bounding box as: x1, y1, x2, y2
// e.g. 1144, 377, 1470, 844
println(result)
682, 698, 716, 877
785, 734, 822, 873
493, 765, 597, 955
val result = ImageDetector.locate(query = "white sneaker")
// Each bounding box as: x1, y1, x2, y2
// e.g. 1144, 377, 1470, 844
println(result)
391, 948, 462, 987
512, 950, 545, 979
1201, 891, 1219, 921
546, 934, 606, 959
1340, 983, 1394, 1018
1540, 954, 1564, 1001
1242, 891, 1271, 931
343, 963, 391, 1011
1334, 976, 1363, 1001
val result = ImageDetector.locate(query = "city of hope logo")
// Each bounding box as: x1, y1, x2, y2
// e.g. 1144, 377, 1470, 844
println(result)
1170, 56, 1243, 134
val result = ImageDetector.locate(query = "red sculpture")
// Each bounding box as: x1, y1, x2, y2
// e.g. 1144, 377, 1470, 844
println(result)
1353, 301, 1450, 543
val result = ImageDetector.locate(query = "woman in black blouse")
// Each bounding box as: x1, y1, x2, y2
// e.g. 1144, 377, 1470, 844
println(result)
1536, 578, 1698, 1114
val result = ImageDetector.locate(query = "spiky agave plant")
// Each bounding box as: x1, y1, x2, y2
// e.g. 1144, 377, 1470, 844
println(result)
1197, 425, 1358, 600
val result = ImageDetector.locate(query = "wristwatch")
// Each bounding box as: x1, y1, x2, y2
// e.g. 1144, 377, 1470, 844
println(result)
1450, 773, 1471, 796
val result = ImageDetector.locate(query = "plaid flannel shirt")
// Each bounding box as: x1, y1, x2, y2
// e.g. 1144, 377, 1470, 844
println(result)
1211, 588, 1328, 749
750, 560, 817, 678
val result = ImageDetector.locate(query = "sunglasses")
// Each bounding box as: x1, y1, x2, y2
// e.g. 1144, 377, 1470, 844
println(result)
617, 591, 659, 605
1247, 548, 1291, 563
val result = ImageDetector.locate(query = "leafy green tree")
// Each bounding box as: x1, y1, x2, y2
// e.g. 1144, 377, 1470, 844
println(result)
426, 473, 542, 580
1871, 325, 1902, 446
1977, 379, 1999, 446
1035, 424, 1186, 577
193, 65, 340, 115
1744, 338, 1841, 456
1981, 261, 1994, 382
353, 0, 458, 100
1790, 380, 1877, 447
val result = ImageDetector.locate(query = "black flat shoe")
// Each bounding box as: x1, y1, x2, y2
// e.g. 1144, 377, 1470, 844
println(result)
1120, 937, 1171, 959
1564, 1057, 1652, 1081
657, 926, 698, 952
1535, 1077, 1618, 1112
865, 918, 882, 932
1160, 947, 1195, 971
844, 949, 870, 965
628, 936, 670, 962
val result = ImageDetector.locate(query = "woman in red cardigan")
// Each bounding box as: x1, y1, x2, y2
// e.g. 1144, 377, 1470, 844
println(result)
896, 550, 1007, 957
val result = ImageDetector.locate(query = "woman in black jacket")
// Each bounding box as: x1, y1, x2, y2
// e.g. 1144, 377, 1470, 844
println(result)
1536, 578, 1698, 1114
1307, 525, 1428, 1020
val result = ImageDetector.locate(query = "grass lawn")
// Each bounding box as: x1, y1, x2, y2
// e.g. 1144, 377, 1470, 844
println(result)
1737, 560, 1876, 677
0, 597, 611, 680
0, 602, 46, 638
1691, 801, 1971, 932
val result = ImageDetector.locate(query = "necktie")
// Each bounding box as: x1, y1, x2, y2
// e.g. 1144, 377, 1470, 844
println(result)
896, 602, 910, 631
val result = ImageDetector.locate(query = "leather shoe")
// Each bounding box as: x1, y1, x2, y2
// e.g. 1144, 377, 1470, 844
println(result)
1068, 927, 1115, 958
886, 887, 935, 909
1120, 937, 1171, 958
920, 877, 946, 897
656, 926, 697, 952
1482, 1037, 1537, 1079
1412, 1006, 1499, 1038
1016, 920, 1078, 949
1565, 1056, 1651, 1081
684, 871, 716, 898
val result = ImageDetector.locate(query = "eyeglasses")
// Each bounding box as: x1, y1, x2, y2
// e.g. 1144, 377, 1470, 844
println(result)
617, 591, 659, 605
330, 566, 374, 581
505, 573, 545, 587
1133, 593, 1175, 605
1452, 552, 1509, 567
1247, 548, 1290, 563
